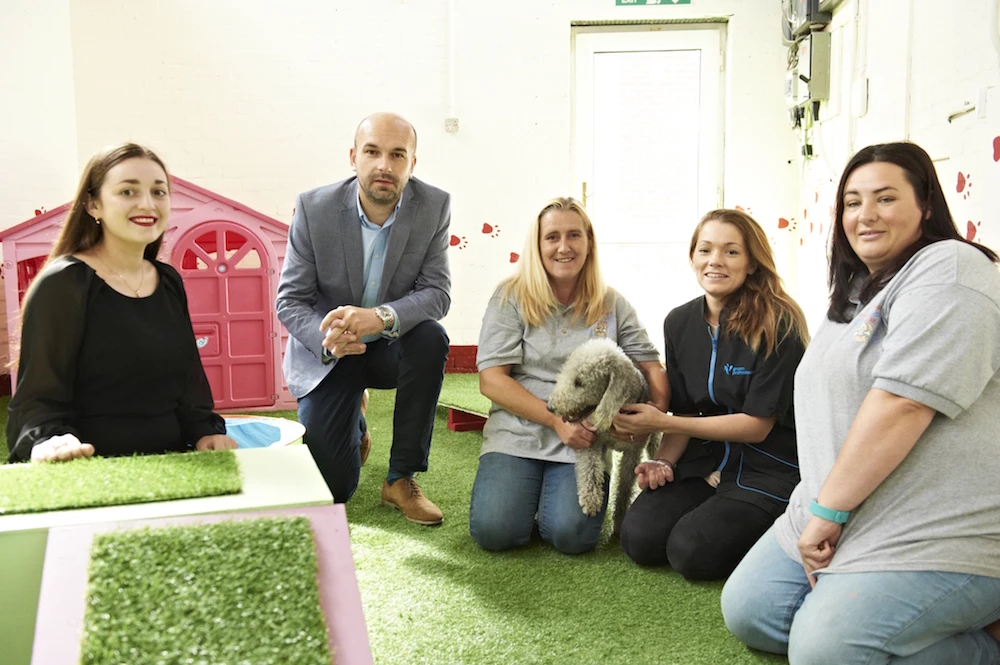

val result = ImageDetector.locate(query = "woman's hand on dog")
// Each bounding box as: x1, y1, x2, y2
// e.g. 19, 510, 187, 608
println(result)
612, 402, 666, 439
554, 418, 597, 450
634, 459, 675, 490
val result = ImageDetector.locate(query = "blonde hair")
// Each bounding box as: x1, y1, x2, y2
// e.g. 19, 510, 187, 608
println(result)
500, 197, 608, 327
691, 209, 810, 356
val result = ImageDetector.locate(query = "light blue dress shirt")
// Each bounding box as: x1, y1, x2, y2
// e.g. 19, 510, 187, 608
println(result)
321, 195, 404, 364
357, 195, 401, 343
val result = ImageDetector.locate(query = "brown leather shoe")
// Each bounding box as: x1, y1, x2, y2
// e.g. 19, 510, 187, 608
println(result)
359, 389, 371, 466
381, 477, 444, 526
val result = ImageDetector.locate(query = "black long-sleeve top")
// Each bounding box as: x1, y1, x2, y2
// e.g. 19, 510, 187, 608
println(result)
665, 296, 806, 518
7, 257, 225, 462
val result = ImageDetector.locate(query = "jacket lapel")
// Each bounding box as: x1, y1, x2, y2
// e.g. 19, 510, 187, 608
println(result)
340, 180, 364, 304
378, 185, 417, 303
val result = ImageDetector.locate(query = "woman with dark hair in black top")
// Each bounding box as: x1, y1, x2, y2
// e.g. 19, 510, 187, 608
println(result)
613, 209, 809, 581
7, 142, 235, 463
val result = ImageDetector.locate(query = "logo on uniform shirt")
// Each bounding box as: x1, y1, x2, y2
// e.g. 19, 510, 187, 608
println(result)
853, 305, 883, 343
724, 364, 752, 376
593, 321, 608, 337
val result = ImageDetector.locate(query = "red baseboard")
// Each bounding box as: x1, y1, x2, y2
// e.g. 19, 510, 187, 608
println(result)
446, 345, 477, 373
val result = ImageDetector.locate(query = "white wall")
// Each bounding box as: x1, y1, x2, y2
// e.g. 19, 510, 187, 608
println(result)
795, 0, 1000, 331
0, 0, 79, 366
1, 0, 805, 348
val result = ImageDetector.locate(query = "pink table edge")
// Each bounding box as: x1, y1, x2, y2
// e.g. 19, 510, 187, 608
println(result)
31, 504, 372, 665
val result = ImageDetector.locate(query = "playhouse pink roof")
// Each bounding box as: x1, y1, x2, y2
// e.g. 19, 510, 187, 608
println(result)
0, 176, 289, 240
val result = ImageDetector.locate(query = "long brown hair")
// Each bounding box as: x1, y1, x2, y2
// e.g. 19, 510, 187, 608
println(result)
691, 209, 810, 356
13, 143, 171, 364
50, 142, 170, 263
828, 141, 998, 322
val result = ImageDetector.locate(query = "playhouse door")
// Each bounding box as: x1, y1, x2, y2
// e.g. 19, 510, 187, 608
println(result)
172, 222, 275, 410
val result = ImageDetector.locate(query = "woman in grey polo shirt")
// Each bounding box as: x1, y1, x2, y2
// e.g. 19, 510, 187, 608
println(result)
722, 142, 1000, 664
469, 197, 667, 555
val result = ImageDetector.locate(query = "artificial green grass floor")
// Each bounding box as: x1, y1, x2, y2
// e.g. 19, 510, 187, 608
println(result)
0, 390, 787, 664
351, 388, 787, 665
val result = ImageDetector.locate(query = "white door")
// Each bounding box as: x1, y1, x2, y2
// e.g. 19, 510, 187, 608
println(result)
573, 26, 725, 354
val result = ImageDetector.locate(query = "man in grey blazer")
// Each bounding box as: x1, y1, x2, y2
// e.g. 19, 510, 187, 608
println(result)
276, 112, 450, 525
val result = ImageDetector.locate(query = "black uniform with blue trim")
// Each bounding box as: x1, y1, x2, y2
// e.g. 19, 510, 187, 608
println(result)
619, 295, 806, 579
666, 296, 803, 518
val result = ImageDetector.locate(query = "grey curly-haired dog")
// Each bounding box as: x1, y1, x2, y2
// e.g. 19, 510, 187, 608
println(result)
547, 338, 660, 535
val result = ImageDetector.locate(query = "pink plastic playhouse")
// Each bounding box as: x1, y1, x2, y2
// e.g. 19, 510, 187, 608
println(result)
0, 177, 296, 412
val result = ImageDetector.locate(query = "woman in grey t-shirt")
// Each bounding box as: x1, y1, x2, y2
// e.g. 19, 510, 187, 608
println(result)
723, 142, 1000, 664
469, 197, 666, 555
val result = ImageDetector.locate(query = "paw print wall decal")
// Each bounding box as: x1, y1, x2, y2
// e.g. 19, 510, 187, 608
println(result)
449, 235, 468, 249
509, 252, 520, 263
957, 172, 972, 199
482, 223, 501, 238
34, 206, 47, 216
993, 136, 1000, 162
967, 221, 982, 242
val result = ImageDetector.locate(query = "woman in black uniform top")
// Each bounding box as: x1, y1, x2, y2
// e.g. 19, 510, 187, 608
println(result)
613, 209, 809, 580
7, 142, 236, 463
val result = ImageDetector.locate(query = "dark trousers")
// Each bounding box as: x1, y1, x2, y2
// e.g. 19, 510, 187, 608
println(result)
619, 478, 775, 581
297, 320, 449, 503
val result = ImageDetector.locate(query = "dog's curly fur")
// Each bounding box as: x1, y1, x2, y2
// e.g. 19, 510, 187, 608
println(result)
547, 338, 660, 535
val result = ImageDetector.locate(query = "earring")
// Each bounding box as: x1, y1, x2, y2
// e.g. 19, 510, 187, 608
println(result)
95, 218, 101, 225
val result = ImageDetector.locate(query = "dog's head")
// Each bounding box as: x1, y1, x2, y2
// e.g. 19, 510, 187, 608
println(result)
547, 339, 643, 431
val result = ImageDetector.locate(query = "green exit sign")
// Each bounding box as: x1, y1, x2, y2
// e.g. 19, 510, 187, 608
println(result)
616, 0, 691, 4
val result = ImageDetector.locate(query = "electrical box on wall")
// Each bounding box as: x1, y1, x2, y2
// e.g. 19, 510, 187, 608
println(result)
791, 0, 832, 36
795, 32, 831, 105
785, 69, 800, 108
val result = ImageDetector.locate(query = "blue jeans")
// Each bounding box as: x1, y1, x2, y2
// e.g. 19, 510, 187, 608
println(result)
721, 527, 1000, 665
468, 452, 608, 555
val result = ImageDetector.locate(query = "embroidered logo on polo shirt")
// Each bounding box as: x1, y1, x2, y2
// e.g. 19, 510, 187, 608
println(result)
593, 321, 608, 337
854, 306, 883, 343
724, 364, 752, 376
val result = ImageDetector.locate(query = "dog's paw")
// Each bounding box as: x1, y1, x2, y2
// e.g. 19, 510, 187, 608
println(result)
705, 470, 721, 488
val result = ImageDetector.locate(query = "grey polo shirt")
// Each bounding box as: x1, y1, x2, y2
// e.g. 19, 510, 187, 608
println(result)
476, 287, 660, 464
774, 240, 1000, 577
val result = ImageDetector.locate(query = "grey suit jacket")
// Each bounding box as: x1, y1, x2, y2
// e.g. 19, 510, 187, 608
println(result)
276, 176, 452, 397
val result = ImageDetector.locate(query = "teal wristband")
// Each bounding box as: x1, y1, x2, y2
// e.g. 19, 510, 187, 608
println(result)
809, 499, 850, 524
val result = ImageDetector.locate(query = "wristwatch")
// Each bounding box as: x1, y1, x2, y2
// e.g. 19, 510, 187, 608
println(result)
373, 305, 398, 338
809, 499, 850, 525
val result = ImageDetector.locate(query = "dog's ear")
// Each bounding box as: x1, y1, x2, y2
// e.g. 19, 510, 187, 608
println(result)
591, 358, 637, 431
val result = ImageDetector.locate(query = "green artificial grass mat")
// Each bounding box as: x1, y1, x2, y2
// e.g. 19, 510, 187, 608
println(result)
0, 450, 241, 515
350, 389, 787, 665
438, 372, 491, 417
82, 517, 331, 665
